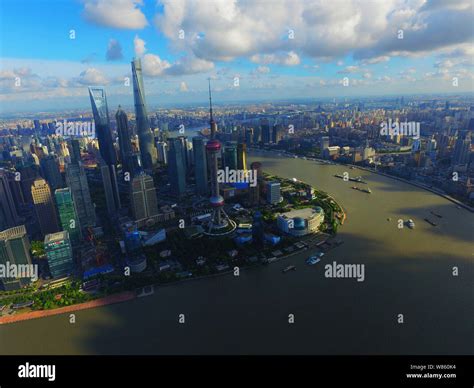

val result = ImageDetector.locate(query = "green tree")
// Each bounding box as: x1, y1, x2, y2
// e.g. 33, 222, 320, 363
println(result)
30, 241, 45, 257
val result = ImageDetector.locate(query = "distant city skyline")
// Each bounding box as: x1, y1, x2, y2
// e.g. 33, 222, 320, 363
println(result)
1, 0, 473, 114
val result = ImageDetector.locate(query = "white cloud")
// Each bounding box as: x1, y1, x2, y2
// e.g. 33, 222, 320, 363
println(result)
256, 66, 270, 74
338, 65, 360, 74
134, 35, 146, 57
250, 51, 300, 66
164, 55, 214, 76
155, 0, 473, 64
359, 56, 390, 65
141, 54, 171, 77
75, 68, 109, 85
83, 0, 148, 29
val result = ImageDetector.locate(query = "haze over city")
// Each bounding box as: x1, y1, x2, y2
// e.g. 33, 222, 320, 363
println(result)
1, 0, 473, 114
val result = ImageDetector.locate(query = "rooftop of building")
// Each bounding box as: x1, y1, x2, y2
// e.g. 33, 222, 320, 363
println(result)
0, 225, 27, 240
277, 206, 324, 220
44, 230, 69, 244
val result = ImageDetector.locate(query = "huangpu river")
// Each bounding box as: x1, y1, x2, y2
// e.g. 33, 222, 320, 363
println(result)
1, 151, 473, 355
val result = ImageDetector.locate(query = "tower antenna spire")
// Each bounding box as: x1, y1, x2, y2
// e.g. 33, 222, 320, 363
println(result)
208, 77, 214, 124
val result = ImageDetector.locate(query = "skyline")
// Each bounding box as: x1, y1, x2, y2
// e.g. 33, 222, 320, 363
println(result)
1, 0, 473, 114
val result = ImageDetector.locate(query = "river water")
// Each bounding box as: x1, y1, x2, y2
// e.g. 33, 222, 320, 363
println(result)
1, 151, 472, 355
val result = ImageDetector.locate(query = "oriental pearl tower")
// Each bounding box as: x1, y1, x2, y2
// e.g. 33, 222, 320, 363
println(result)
205, 79, 236, 235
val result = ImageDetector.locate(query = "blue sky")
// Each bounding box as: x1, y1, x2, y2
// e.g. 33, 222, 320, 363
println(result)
1, 0, 473, 114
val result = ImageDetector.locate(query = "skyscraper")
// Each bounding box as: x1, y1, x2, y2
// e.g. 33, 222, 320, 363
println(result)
69, 139, 81, 163
0, 169, 21, 230
132, 58, 157, 170
65, 144, 96, 230
116, 106, 134, 175
272, 124, 283, 144
321, 136, 330, 150
31, 178, 60, 236
130, 172, 159, 227
89, 87, 121, 212
248, 161, 262, 205
40, 155, 63, 190
252, 211, 264, 247
452, 132, 471, 166
167, 138, 187, 197
245, 128, 254, 145
98, 157, 121, 215
224, 142, 238, 170
253, 126, 261, 144
0, 225, 32, 290
261, 120, 271, 144
88, 87, 117, 166
192, 137, 208, 196
156, 141, 168, 165
44, 231, 73, 279
55, 187, 82, 246
266, 181, 281, 205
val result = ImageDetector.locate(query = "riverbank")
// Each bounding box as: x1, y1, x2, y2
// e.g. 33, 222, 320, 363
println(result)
252, 150, 473, 213
355, 166, 474, 213
0, 291, 136, 325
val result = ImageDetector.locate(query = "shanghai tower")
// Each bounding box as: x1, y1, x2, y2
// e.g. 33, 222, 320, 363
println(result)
131, 58, 157, 170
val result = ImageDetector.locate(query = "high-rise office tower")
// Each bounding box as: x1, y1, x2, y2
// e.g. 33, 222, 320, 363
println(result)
0, 225, 32, 290
40, 155, 63, 190
89, 87, 121, 212
245, 128, 254, 145
192, 137, 208, 196
98, 157, 121, 215
272, 124, 283, 144
132, 58, 157, 170
65, 145, 96, 229
248, 161, 262, 205
17, 165, 38, 204
130, 172, 159, 226
205, 80, 235, 235
88, 87, 117, 166
167, 138, 187, 197
44, 231, 73, 279
176, 136, 191, 172
156, 141, 168, 165
266, 181, 281, 205
261, 120, 271, 144
69, 139, 81, 163
224, 142, 238, 170
116, 106, 134, 175
31, 178, 60, 236
0, 169, 21, 230
55, 187, 82, 246
426, 137, 437, 153
252, 211, 264, 247
321, 136, 330, 150
253, 126, 261, 144
452, 132, 471, 166
237, 143, 247, 171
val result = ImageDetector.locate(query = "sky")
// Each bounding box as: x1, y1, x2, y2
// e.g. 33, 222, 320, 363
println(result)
0, 0, 473, 114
